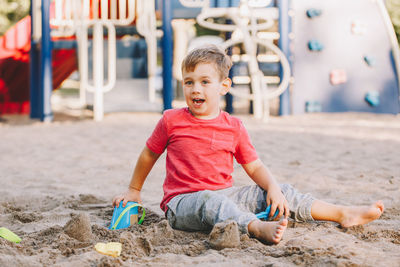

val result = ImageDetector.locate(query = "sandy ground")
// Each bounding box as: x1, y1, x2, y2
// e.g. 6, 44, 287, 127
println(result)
0, 110, 399, 266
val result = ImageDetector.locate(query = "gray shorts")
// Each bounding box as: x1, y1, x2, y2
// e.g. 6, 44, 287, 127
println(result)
166, 184, 315, 234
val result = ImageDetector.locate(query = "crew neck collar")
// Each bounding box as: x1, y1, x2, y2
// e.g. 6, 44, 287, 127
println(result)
184, 107, 223, 123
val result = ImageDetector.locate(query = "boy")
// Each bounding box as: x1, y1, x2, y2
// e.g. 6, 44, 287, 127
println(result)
113, 45, 384, 244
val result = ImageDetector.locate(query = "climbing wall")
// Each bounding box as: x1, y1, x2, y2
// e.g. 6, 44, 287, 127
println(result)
291, 0, 400, 114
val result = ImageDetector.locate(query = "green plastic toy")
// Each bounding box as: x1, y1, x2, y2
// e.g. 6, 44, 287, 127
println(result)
0, 227, 22, 243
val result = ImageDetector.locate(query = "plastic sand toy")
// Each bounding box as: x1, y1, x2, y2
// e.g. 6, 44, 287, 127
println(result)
109, 201, 145, 230
0, 227, 22, 243
256, 205, 280, 220
95, 242, 122, 257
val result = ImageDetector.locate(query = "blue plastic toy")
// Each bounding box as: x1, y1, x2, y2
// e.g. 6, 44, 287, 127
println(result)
109, 201, 145, 230
256, 205, 280, 220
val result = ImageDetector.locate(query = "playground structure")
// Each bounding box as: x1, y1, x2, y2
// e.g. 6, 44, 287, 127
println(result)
291, 0, 400, 114
178, 0, 291, 119
0, 0, 399, 121
158, 0, 293, 119
36, 0, 157, 121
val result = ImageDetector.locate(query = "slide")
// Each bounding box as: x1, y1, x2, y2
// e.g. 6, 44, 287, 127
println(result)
0, 16, 77, 115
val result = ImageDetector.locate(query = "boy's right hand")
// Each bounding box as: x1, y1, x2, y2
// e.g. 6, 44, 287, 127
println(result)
112, 188, 142, 208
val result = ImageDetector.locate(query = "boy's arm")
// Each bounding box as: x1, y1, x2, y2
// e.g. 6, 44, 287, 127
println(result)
112, 146, 161, 208
242, 159, 289, 219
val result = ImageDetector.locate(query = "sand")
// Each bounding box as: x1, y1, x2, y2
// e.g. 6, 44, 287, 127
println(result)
0, 111, 399, 266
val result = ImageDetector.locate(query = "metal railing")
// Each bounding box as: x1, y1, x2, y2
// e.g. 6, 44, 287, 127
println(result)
179, 0, 272, 8
50, 0, 157, 121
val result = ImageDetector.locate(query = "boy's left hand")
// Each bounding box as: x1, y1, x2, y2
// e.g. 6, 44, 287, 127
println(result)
266, 184, 290, 220
241, 159, 290, 220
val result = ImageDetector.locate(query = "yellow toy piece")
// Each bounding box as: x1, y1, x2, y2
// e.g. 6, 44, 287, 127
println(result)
94, 242, 122, 257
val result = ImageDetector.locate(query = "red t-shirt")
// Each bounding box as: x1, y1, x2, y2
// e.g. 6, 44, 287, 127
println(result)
146, 108, 258, 212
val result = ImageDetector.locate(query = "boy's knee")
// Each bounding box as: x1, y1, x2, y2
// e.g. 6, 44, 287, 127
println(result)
280, 183, 294, 193
197, 190, 229, 206
197, 190, 215, 200
166, 208, 177, 229
196, 190, 232, 216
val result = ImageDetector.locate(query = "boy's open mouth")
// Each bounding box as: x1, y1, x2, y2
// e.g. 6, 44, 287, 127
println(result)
192, 98, 205, 105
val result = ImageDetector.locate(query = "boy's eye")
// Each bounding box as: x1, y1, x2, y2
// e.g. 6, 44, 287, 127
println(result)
202, 80, 209, 84
184, 81, 193, 85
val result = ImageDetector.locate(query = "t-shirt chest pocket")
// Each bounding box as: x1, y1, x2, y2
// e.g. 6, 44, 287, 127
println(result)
211, 131, 234, 152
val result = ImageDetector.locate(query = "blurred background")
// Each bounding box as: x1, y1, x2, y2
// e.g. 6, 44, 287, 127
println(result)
1, 1, 399, 40
0, 0, 399, 122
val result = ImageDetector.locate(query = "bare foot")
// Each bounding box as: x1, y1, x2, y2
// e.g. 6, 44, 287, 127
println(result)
248, 218, 288, 244
339, 201, 384, 228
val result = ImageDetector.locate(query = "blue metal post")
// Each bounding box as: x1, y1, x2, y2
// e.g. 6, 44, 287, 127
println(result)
30, 0, 40, 119
225, 0, 234, 113
39, 0, 53, 121
222, 0, 234, 114
278, 0, 291, 116
162, 0, 173, 110
225, 25, 234, 113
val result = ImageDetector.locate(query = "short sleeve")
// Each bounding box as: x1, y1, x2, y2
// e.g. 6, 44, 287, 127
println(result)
146, 116, 169, 154
233, 121, 258, 164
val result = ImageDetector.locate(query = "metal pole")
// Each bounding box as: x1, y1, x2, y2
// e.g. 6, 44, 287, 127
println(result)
40, 0, 53, 121
278, 0, 291, 116
93, 23, 104, 121
30, 0, 41, 119
162, 0, 173, 110
225, 1, 234, 113
76, 26, 88, 108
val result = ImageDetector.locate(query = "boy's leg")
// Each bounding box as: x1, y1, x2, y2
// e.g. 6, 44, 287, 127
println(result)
218, 184, 315, 222
166, 189, 287, 244
216, 185, 268, 214
216, 186, 288, 243
218, 184, 383, 227
280, 184, 384, 226
166, 190, 258, 233
311, 199, 384, 227
280, 184, 315, 222
270, 184, 384, 226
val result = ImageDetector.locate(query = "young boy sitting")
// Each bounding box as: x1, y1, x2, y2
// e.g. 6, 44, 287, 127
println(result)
112, 45, 384, 244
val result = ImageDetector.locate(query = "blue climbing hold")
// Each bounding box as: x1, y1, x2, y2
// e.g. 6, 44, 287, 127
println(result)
364, 55, 376, 67
306, 8, 322, 18
365, 91, 380, 107
305, 101, 322, 112
308, 40, 324, 51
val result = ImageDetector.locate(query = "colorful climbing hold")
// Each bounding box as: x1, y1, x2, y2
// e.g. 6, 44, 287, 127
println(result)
305, 101, 322, 113
306, 8, 322, 18
330, 69, 347, 85
351, 20, 367, 35
364, 55, 376, 67
365, 91, 380, 107
308, 40, 324, 51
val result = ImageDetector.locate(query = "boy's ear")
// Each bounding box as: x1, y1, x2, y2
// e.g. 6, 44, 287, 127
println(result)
219, 77, 232, 96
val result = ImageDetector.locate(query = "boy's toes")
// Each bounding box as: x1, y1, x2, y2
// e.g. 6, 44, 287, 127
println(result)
279, 218, 288, 227
272, 219, 288, 243
375, 201, 384, 213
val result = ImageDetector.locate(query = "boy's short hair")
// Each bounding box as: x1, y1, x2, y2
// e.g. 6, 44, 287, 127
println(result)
181, 45, 232, 80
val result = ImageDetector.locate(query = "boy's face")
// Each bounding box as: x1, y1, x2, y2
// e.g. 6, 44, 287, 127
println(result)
182, 63, 231, 120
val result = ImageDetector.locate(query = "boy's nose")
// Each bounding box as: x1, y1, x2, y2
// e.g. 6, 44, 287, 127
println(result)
191, 83, 201, 93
